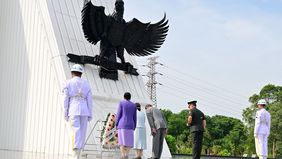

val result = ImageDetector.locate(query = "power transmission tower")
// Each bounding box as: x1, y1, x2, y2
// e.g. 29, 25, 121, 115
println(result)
145, 56, 163, 107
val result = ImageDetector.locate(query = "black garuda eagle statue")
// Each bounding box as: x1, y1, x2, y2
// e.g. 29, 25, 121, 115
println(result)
67, 0, 169, 80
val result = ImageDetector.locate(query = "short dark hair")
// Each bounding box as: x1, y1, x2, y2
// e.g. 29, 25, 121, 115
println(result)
124, 92, 131, 100
135, 103, 141, 111
71, 71, 82, 77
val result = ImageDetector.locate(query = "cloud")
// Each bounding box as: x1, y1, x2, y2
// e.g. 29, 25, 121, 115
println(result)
129, 0, 282, 118
224, 19, 264, 39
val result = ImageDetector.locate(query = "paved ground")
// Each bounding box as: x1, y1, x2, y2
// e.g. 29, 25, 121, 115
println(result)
0, 150, 264, 159
1, 150, 172, 159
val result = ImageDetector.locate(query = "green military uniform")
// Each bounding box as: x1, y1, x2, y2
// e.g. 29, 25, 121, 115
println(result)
188, 106, 205, 159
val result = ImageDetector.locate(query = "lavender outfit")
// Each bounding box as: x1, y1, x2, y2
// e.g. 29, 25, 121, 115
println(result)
116, 99, 137, 147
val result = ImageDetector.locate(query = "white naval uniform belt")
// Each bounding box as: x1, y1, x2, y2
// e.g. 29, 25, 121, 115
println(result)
261, 120, 268, 125
70, 95, 86, 100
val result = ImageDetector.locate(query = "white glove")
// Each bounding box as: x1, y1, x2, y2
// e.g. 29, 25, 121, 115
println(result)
65, 115, 69, 122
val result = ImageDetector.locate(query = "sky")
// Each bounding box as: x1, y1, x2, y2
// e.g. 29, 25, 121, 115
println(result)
121, 0, 282, 119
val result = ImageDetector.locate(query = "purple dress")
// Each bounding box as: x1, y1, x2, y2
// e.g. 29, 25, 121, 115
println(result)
115, 100, 137, 147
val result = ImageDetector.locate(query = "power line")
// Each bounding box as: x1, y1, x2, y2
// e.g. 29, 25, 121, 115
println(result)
158, 73, 247, 107
138, 59, 248, 104
158, 88, 241, 117
158, 57, 248, 99
159, 83, 242, 115
137, 57, 246, 117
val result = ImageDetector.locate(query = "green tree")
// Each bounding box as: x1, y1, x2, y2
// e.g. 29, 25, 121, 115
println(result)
161, 109, 190, 154
207, 115, 247, 156
162, 109, 247, 156
242, 84, 282, 158
202, 116, 212, 154
225, 121, 247, 156
268, 102, 282, 157
165, 135, 177, 153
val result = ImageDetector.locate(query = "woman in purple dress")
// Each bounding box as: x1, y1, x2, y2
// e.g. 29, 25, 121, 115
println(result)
116, 92, 137, 159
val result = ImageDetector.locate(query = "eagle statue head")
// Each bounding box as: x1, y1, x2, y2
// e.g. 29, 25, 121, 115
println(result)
114, 0, 124, 21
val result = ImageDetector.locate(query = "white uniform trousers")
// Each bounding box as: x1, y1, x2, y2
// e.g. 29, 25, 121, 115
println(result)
255, 135, 268, 159
70, 116, 88, 150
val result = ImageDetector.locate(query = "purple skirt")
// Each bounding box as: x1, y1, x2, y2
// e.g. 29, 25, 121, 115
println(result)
118, 129, 134, 147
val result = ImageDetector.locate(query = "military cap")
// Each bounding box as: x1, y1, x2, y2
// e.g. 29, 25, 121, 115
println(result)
187, 100, 197, 104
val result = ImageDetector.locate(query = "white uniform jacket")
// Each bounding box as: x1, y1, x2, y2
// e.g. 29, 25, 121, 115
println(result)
254, 108, 271, 136
63, 76, 93, 117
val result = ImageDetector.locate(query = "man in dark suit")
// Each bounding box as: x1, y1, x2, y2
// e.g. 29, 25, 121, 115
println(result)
145, 104, 168, 159
187, 100, 206, 159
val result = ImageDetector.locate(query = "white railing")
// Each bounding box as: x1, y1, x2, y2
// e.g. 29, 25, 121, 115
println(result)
82, 120, 119, 158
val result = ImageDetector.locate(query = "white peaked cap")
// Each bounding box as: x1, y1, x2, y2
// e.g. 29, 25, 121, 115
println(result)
257, 99, 267, 105
71, 64, 84, 73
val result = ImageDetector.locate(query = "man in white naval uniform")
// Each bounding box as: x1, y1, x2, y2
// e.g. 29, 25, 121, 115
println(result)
63, 64, 93, 159
254, 99, 271, 159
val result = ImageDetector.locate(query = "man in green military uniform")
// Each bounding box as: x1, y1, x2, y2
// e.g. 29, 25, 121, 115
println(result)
187, 100, 206, 159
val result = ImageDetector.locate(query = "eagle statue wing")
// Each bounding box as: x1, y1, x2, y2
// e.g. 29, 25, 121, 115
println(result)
81, 1, 109, 45
123, 15, 169, 56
